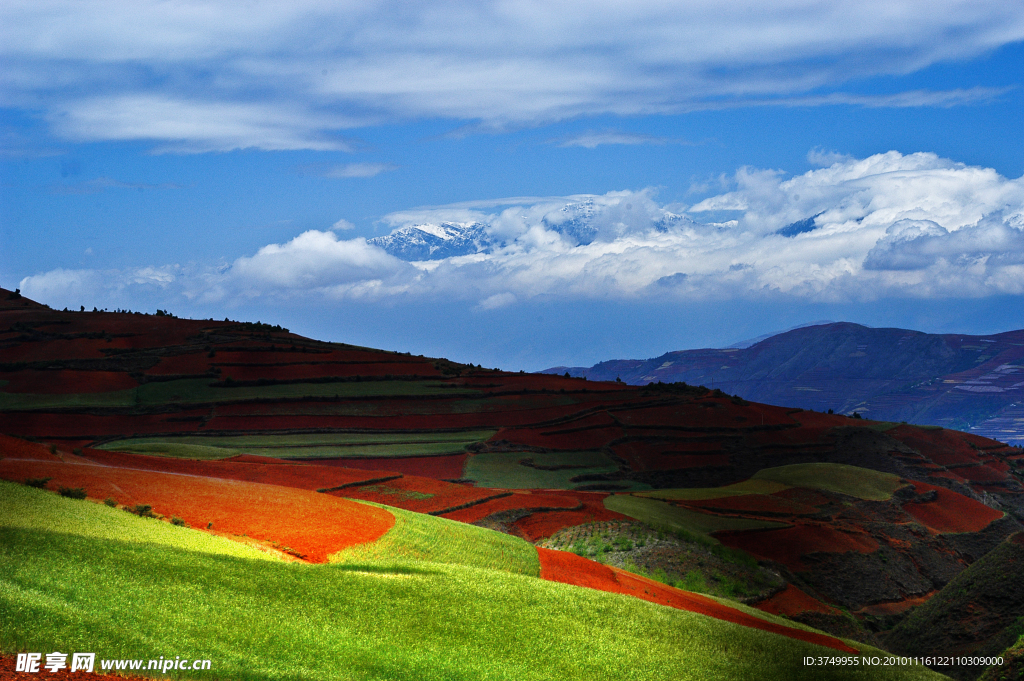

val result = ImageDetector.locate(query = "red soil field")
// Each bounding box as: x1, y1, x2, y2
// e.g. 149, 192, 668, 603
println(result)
335, 476, 498, 514
513, 492, 628, 541
0, 412, 210, 439
0, 433, 62, 460
890, 425, 996, 467
714, 523, 879, 571
536, 548, 856, 653
218, 361, 441, 381
754, 584, 840, 617
952, 463, 1012, 483
80, 448, 393, 492
679, 494, 819, 516
145, 352, 214, 375
612, 399, 796, 429
0, 655, 149, 681
313, 453, 467, 480
903, 481, 1003, 533
0, 459, 394, 562
440, 489, 581, 523
0, 369, 138, 394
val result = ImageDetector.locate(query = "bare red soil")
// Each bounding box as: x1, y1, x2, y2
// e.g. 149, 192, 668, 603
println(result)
80, 448, 393, 491
513, 492, 628, 541
903, 481, 1003, 533
219, 361, 441, 381
755, 584, 841, 617
0, 459, 394, 562
536, 548, 856, 653
0, 370, 137, 394
0, 433, 62, 460
714, 523, 879, 571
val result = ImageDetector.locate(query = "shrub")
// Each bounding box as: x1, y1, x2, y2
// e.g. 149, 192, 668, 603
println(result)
104, 498, 117, 507
72, 448, 83, 456
48, 444, 57, 455
131, 504, 156, 518
171, 516, 186, 527
25, 477, 51, 489
58, 487, 87, 499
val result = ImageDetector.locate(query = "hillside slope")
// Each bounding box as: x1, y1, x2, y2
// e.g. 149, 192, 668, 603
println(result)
544, 322, 1024, 444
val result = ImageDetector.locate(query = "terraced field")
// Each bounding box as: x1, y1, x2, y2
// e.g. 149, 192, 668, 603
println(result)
4, 291, 1024, 679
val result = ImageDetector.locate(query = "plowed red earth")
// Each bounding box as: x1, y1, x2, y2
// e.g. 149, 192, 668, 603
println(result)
0, 459, 394, 562
613, 399, 796, 428
145, 352, 214, 375
441, 490, 581, 523
0, 370, 137, 394
513, 492, 627, 541
310, 454, 467, 480
714, 523, 879, 571
903, 481, 1003, 533
536, 548, 856, 653
0, 433, 62, 460
0, 412, 208, 439
0, 655, 149, 681
81, 448, 392, 491
754, 584, 840, 617
219, 361, 441, 380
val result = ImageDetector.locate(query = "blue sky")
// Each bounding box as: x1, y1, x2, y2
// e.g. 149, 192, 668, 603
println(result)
2, 1, 1024, 370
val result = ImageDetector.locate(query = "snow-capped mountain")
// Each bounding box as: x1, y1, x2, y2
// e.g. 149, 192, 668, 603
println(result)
368, 222, 488, 260
369, 197, 696, 261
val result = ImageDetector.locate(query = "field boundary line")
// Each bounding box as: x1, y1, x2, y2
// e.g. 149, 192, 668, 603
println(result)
428, 492, 514, 516
316, 475, 403, 493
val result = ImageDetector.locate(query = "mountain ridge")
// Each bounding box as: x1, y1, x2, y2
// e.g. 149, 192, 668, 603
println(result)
544, 322, 1024, 445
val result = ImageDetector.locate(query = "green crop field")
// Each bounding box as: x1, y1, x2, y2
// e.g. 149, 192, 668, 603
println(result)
464, 451, 651, 490
603, 495, 789, 538
751, 463, 903, 501
331, 501, 540, 576
0, 480, 276, 562
0, 378, 479, 410
0, 486, 946, 680
98, 431, 497, 460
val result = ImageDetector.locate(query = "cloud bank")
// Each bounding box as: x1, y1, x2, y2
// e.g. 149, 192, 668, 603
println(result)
22, 152, 1024, 311
3, 1, 1022, 150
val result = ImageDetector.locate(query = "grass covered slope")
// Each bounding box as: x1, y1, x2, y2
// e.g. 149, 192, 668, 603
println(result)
1, 525, 947, 681
603, 494, 788, 538
331, 501, 540, 576
0, 480, 276, 562
751, 463, 904, 501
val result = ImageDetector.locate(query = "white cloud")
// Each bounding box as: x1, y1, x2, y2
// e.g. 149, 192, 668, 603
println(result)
331, 219, 356, 231
2, 2, 1022, 150
557, 131, 675, 149
321, 163, 399, 178
22, 152, 1024, 308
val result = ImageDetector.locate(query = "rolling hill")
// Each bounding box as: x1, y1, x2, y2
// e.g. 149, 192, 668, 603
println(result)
543, 322, 1024, 445
3, 287, 1023, 679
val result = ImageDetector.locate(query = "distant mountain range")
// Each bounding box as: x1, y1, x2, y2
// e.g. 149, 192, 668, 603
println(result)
545, 322, 1024, 445
367, 197, 692, 260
